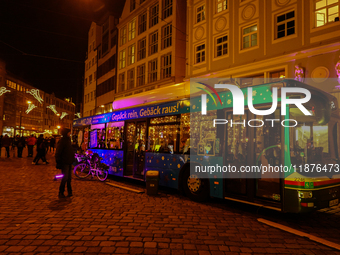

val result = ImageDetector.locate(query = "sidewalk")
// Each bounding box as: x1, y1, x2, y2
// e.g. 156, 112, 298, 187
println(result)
0, 149, 339, 254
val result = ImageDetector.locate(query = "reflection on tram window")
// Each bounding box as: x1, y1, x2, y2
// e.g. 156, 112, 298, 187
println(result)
89, 123, 106, 149
289, 106, 335, 168
106, 121, 124, 149
190, 111, 218, 156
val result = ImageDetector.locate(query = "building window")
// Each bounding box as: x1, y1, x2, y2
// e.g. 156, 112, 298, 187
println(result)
137, 64, 145, 86
89, 74, 93, 84
162, 0, 173, 19
130, 0, 136, 12
270, 70, 285, 79
276, 11, 295, 39
315, 0, 339, 27
216, 0, 227, 13
128, 44, 135, 65
118, 73, 125, 92
216, 35, 228, 57
138, 37, 146, 61
119, 49, 126, 69
138, 12, 147, 34
195, 44, 205, 63
149, 31, 158, 55
161, 53, 172, 79
120, 26, 127, 45
197, 5, 205, 23
128, 18, 136, 41
161, 23, 172, 49
91, 91, 93, 101
150, 3, 159, 28
148, 59, 158, 83
127, 68, 135, 89
242, 24, 257, 49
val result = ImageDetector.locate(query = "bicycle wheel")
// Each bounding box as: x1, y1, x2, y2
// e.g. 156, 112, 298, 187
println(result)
96, 168, 108, 181
74, 163, 91, 179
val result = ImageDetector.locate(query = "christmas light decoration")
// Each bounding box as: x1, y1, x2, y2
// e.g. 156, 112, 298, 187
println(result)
47, 105, 58, 115
0, 87, 11, 96
26, 103, 37, 114
60, 112, 68, 119
26, 89, 43, 104
75, 113, 81, 118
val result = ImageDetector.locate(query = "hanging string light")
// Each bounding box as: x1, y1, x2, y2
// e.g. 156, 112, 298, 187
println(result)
26, 89, 43, 104
26, 103, 37, 114
47, 105, 58, 115
60, 112, 68, 119
0, 87, 11, 96
75, 113, 81, 118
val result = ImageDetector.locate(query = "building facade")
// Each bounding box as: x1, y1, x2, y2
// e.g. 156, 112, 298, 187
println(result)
0, 60, 75, 137
186, 0, 340, 92
83, 22, 100, 118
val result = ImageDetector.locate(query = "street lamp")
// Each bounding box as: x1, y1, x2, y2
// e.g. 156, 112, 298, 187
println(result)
57, 125, 61, 135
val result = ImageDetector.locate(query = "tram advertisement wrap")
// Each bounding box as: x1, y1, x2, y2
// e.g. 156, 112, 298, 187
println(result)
190, 78, 340, 179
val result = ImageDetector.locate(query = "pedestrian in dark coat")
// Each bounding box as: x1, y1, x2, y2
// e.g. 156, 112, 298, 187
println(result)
33, 135, 48, 165
49, 137, 56, 152
17, 136, 26, 158
56, 128, 75, 198
2, 134, 11, 158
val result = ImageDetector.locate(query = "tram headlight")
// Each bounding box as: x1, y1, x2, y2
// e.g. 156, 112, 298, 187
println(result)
298, 191, 313, 199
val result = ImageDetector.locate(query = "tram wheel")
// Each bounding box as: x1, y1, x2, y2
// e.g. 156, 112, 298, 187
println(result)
182, 167, 209, 202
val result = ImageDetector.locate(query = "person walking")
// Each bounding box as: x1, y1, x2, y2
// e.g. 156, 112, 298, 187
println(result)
56, 128, 75, 198
33, 134, 48, 165
26, 135, 36, 157
17, 136, 26, 158
2, 134, 11, 158
49, 136, 56, 153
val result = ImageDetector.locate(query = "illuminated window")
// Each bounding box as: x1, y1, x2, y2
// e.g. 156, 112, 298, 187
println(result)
161, 53, 172, 79
150, 3, 159, 28
216, 35, 228, 57
315, 0, 339, 27
216, 0, 227, 13
127, 68, 135, 89
138, 12, 147, 34
120, 26, 127, 45
195, 44, 205, 64
119, 49, 126, 69
162, 0, 172, 19
148, 59, 158, 83
242, 24, 257, 49
118, 73, 125, 92
128, 18, 136, 41
276, 11, 295, 39
270, 70, 285, 79
197, 5, 205, 23
137, 64, 145, 86
161, 23, 172, 49
128, 44, 135, 65
138, 37, 146, 61
149, 31, 158, 55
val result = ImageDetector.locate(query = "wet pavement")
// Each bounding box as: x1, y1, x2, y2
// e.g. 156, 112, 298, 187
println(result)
0, 147, 340, 255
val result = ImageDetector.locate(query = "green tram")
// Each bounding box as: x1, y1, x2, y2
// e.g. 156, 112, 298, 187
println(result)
73, 79, 340, 213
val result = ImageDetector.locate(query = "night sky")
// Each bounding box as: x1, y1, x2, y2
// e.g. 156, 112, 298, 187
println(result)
0, 0, 108, 105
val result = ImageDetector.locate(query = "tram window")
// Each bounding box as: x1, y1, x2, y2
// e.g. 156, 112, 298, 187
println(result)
190, 111, 218, 156
148, 115, 180, 153
106, 121, 124, 149
289, 106, 335, 169
89, 123, 106, 149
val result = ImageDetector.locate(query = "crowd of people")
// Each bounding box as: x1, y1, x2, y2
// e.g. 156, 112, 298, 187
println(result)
0, 134, 56, 164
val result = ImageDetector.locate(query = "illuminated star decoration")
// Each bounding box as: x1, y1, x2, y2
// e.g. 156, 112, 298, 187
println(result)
60, 112, 68, 120
25, 103, 37, 114
75, 113, 81, 118
0, 87, 11, 96
26, 89, 43, 104
47, 105, 58, 115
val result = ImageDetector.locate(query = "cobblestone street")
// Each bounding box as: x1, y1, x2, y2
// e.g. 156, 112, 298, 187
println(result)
0, 148, 340, 255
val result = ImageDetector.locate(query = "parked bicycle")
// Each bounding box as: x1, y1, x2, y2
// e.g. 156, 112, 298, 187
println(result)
74, 151, 109, 181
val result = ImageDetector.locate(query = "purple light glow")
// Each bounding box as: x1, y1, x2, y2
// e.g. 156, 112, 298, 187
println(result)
55, 174, 64, 179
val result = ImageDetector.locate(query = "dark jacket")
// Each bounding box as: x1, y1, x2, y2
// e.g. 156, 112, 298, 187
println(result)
36, 136, 45, 152
55, 136, 75, 165
2, 135, 11, 147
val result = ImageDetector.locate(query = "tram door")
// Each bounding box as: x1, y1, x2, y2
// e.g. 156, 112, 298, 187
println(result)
125, 121, 147, 178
